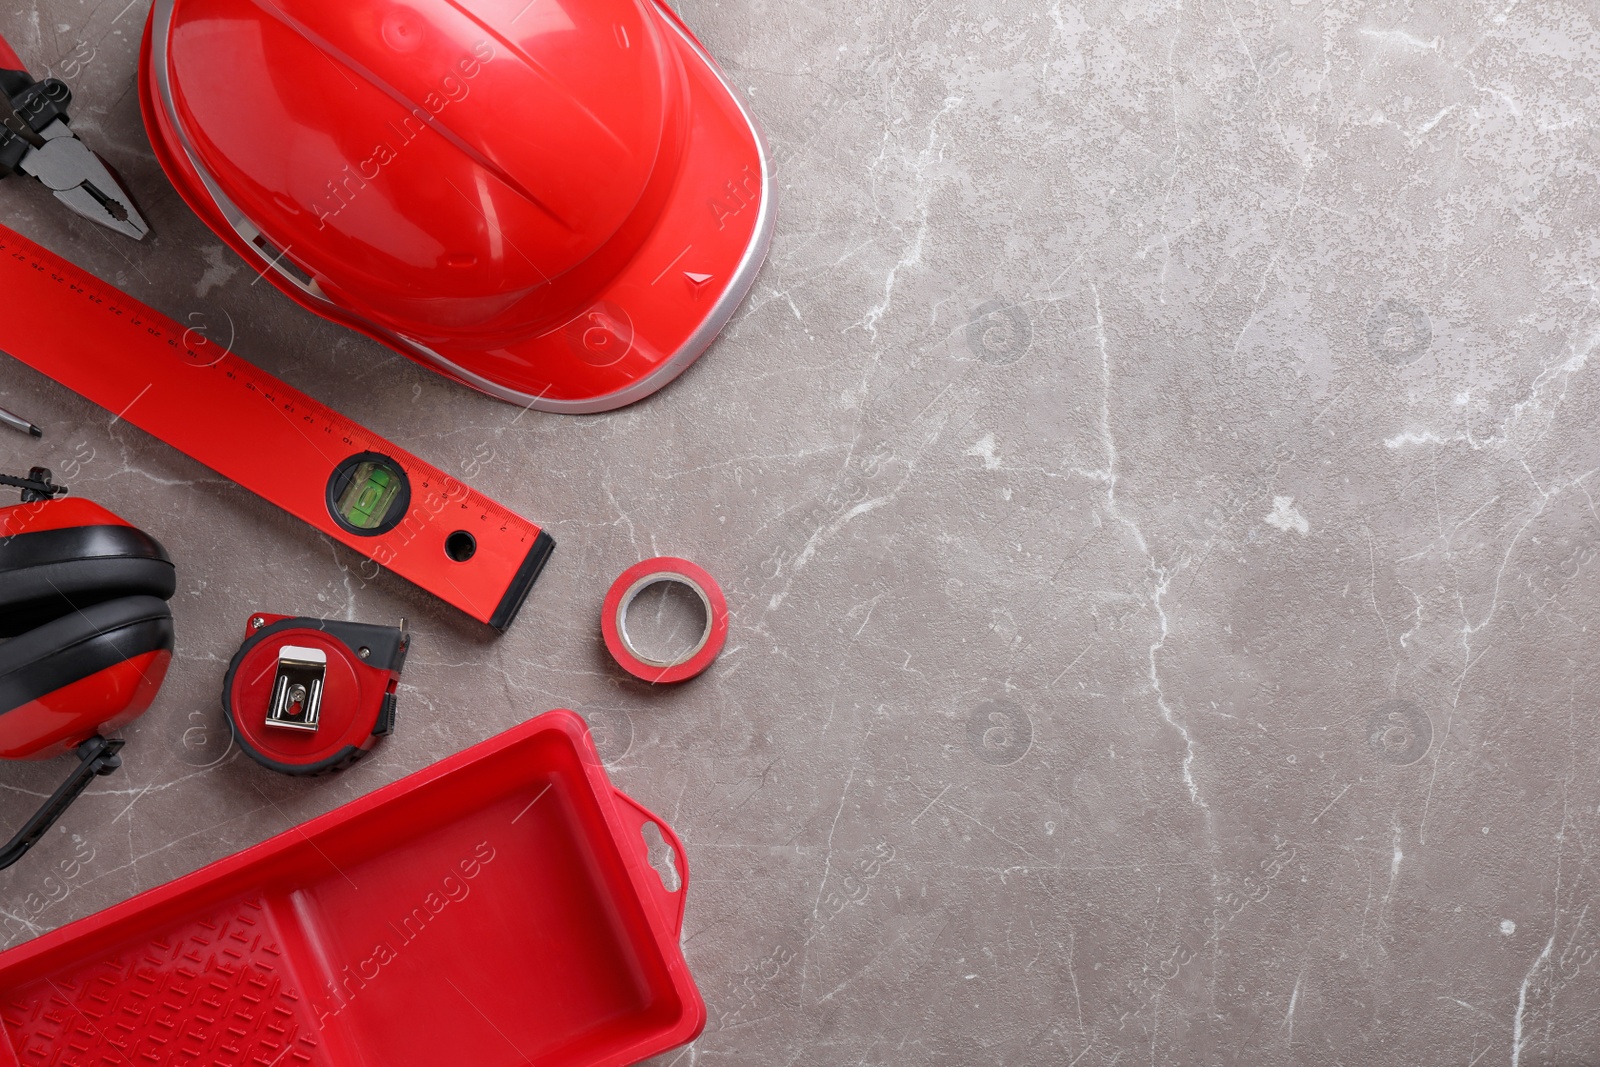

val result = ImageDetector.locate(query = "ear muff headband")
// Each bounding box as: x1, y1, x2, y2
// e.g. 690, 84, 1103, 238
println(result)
0, 523, 176, 636
0, 596, 176, 715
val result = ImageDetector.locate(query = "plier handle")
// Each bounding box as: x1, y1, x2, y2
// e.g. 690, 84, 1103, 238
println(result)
0, 33, 148, 240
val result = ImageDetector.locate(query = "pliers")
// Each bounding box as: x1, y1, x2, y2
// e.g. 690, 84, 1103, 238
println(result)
0, 34, 147, 240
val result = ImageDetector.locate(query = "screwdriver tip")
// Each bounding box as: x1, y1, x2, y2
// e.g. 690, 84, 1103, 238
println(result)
28, 426, 42, 438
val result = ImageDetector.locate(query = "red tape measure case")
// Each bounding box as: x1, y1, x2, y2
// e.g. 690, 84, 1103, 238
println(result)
224, 614, 409, 775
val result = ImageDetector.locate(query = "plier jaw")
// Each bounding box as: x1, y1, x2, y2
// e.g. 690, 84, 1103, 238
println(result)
0, 38, 149, 240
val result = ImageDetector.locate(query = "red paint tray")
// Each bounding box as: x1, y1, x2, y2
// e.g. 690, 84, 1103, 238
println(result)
0, 710, 704, 1066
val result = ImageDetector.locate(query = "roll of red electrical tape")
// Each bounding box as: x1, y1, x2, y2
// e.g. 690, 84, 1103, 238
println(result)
601, 557, 728, 683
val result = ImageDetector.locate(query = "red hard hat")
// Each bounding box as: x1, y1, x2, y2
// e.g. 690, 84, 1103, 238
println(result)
138, 0, 772, 412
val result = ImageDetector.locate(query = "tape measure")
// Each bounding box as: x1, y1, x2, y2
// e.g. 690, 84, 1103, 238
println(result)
0, 223, 553, 630
224, 612, 407, 775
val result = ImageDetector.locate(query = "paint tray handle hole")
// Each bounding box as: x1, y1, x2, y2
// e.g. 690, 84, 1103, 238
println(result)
640, 821, 681, 893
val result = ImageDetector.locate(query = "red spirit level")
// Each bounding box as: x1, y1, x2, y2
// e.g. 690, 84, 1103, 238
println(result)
0, 223, 553, 630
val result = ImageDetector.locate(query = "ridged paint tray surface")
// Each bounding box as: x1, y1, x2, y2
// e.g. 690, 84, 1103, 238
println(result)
0, 710, 705, 1066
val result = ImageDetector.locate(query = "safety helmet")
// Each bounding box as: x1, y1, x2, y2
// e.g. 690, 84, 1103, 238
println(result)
139, 0, 772, 413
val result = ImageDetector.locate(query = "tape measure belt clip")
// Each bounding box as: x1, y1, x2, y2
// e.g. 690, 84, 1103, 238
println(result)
265, 645, 327, 733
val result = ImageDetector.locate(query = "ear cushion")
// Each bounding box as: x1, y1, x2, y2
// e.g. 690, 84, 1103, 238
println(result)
0, 596, 176, 717
0, 524, 176, 638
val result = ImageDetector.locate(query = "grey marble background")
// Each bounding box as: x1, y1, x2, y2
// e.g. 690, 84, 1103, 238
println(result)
1, 0, 1598, 1063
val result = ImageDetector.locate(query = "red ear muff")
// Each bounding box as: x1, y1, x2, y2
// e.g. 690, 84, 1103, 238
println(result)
0, 470, 178, 870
